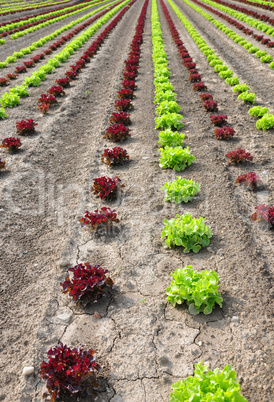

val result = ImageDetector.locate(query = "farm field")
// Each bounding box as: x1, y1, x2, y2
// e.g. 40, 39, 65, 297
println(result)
0, 0, 273, 400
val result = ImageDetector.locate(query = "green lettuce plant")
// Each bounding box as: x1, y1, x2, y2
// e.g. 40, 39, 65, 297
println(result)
154, 90, 177, 104
226, 77, 239, 86
10, 85, 29, 97
238, 91, 256, 104
261, 55, 273, 63
155, 113, 184, 130
159, 146, 195, 171
161, 212, 212, 252
232, 84, 250, 93
0, 93, 20, 107
214, 65, 228, 72
170, 361, 248, 401
248, 106, 269, 118
219, 69, 233, 79
255, 50, 267, 58
158, 129, 185, 148
161, 177, 200, 203
166, 265, 222, 314
156, 101, 181, 115
256, 113, 274, 130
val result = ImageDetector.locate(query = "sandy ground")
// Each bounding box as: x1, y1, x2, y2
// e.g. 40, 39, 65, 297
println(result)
0, 0, 273, 400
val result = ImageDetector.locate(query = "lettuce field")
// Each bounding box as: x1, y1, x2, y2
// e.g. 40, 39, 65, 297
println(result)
0, 0, 273, 400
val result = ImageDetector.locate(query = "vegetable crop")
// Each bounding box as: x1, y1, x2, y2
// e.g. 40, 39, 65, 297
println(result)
161, 212, 212, 252
61, 262, 113, 306
170, 361, 248, 401
161, 177, 200, 203
166, 265, 222, 314
159, 146, 196, 171
39, 342, 101, 401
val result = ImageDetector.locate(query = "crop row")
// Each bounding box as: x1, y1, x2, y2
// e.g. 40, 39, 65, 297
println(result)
190, 0, 274, 49
0, 0, 101, 38
162, 0, 272, 215
167, 0, 274, 130
0, 0, 120, 70
9, 0, 110, 40
0, 0, 72, 16
233, 0, 274, 12
35, 0, 148, 399
0, 0, 91, 28
151, 0, 253, 399
0, 2, 122, 91
180, 0, 274, 68
195, 0, 274, 33
205, 0, 274, 24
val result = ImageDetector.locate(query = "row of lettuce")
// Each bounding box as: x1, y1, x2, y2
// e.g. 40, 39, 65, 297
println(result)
0, 0, 126, 115
168, 0, 274, 130
0, 0, 110, 44
0, 0, 72, 16
0, 0, 103, 40
152, 0, 250, 400
179, 0, 274, 69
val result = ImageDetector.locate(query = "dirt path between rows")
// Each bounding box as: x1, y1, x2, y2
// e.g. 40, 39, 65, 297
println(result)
0, 0, 273, 400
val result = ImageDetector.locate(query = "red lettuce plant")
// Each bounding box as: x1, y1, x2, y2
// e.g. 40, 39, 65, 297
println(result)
210, 114, 228, 126
104, 124, 131, 141
124, 64, 139, 72
184, 62, 196, 69
43, 49, 53, 55
61, 262, 113, 306
16, 119, 37, 135
203, 100, 218, 112
55, 77, 71, 88
117, 88, 134, 100
110, 112, 131, 125
0, 159, 6, 169
236, 172, 263, 190
92, 176, 124, 200
39, 342, 100, 401
23, 60, 35, 68
189, 68, 198, 75
123, 71, 137, 80
267, 42, 274, 48
101, 147, 129, 166
47, 86, 65, 96
70, 64, 82, 73
1, 137, 21, 152
251, 204, 274, 227
65, 70, 78, 80
193, 82, 207, 91
37, 103, 50, 114
183, 57, 193, 64
121, 80, 137, 90
0, 78, 9, 86
189, 73, 201, 82
15, 66, 27, 73
114, 99, 132, 111
76, 59, 86, 68
6, 73, 18, 80
38, 94, 57, 104
214, 126, 235, 140
226, 148, 253, 163
79, 207, 119, 231
124, 57, 139, 65
199, 93, 213, 101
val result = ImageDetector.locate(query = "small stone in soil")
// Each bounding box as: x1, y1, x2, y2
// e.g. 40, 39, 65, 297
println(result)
23, 367, 34, 376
